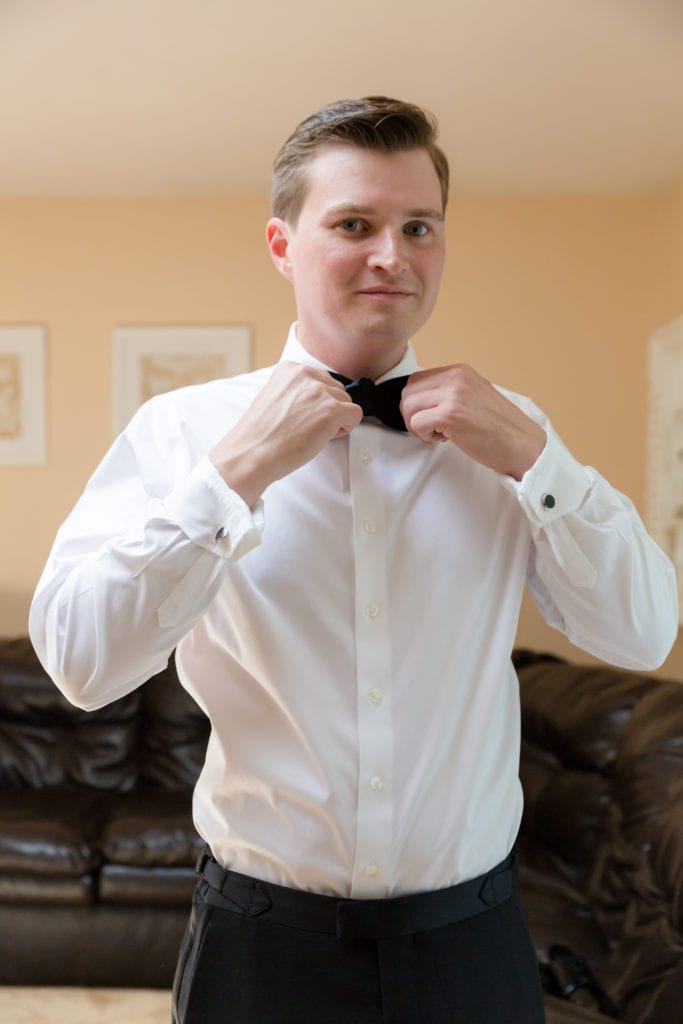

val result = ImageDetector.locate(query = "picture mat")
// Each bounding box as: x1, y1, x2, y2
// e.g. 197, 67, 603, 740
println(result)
113, 326, 251, 434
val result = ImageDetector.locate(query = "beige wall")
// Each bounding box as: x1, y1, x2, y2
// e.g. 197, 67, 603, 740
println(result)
1, 190, 681, 675
670, 177, 683, 312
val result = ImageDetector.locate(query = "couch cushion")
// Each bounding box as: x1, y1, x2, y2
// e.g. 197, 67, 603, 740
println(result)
0, 788, 107, 875
516, 653, 626, 883
516, 653, 653, 772
520, 739, 610, 869
612, 681, 683, 848
140, 657, 209, 789
99, 864, 196, 905
516, 650, 683, 1024
0, 638, 142, 791
517, 840, 610, 967
586, 684, 683, 1024
0, 872, 95, 905
100, 788, 203, 868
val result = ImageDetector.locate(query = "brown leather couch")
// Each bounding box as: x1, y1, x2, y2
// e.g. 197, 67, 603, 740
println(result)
515, 649, 683, 1024
1, 638, 682, 1023
0, 637, 206, 987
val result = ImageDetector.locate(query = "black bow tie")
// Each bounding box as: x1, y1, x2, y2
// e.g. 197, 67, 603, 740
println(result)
329, 372, 409, 432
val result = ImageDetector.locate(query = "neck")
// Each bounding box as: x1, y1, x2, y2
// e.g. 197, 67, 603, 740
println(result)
295, 326, 409, 382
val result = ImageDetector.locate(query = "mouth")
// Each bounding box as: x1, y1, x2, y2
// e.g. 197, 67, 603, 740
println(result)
357, 287, 414, 298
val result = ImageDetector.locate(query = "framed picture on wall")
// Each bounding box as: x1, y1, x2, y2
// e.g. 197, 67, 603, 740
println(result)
0, 325, 47, 466
113, 325, 251, 434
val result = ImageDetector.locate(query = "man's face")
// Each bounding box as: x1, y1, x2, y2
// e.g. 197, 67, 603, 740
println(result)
267, 144, 446, 380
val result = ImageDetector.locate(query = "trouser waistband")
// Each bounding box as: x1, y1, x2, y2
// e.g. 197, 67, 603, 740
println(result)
195, 849, 516, 941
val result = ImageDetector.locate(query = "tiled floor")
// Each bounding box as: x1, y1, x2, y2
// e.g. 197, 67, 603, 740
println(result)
0, 988, 172, 1024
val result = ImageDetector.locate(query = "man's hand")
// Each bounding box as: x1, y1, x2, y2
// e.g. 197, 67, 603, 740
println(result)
401, 364, 546, 480
210, 362, 362, 507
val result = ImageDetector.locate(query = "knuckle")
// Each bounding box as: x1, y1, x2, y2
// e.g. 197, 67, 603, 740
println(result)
444, 396, 460, 418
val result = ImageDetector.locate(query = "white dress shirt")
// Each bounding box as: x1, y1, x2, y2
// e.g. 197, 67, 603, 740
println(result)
30, 325, 678, 898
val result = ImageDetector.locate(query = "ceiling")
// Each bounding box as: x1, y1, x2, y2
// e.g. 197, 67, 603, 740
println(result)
1, 0, 682, 197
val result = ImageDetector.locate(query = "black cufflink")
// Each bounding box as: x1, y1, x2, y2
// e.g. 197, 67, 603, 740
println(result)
214, 526, 226, 541
541, 494, 556, 509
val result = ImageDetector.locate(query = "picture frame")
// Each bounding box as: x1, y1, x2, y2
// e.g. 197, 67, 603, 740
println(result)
0, 325, 47, 466
113, 325, 251, 434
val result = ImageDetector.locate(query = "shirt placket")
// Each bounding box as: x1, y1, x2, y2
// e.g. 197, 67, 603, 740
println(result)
348, 426, 394, 896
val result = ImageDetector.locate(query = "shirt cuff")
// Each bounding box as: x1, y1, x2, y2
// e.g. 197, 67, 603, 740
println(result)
163, 455, 264, 559
499, 431, 591, 525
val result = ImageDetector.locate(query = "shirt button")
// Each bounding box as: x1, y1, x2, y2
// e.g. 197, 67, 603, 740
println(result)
364, 863, 379, 878
363, 520, 376, 535
368, 689, 383, 705
365, 603, 380, 619
359, 448, 372, 462
541, 493, 556, 509
370, 776, 384, 791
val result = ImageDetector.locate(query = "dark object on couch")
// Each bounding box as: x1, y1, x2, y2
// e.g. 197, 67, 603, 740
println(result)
0, 637, 208, 987
515, 649, 683, 1024
540, 943, 618, 1016
1, 638, 682, 1023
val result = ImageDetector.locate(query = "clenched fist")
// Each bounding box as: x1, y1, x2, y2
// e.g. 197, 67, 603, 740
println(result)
401, 364, 546, 480
210, 362, 362, 507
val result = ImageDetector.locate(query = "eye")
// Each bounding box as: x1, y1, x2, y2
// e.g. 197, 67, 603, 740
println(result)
404, 222, 429, 237
338, 218, 366, 233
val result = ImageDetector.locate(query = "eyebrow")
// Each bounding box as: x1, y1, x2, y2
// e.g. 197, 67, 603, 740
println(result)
326, 203, 444, 222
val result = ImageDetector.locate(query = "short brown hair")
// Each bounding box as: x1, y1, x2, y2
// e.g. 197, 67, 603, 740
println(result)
272, 96, 449, 224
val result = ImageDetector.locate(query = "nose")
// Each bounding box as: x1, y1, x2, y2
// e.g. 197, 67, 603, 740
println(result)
368, 227, 408, 274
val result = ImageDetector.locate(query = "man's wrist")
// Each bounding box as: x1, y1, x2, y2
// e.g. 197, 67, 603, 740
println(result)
209, 447, 270, 509
508, 424, 547, 482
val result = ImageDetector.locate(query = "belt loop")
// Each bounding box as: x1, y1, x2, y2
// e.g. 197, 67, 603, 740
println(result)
195, 849, 210, 878
478, 851, 515, 908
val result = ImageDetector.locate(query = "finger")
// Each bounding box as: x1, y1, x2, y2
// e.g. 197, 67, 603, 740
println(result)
333, 408, 363, 437
402, 366, 458, 395
400, 376, 449, 411
340, 403, 363, 430
319, 373, 348, 395
406, 408, 451, 444
306, 370, 356, 401
334, 421, 359, 437
400, 391, 441, 425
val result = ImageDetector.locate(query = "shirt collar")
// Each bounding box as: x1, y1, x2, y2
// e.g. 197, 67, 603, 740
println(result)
279, 323, 421, 383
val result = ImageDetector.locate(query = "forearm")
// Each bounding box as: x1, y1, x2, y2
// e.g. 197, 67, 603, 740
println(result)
30, 456, 263, 709
511, 435, 679, 670
31, 528, 216, 710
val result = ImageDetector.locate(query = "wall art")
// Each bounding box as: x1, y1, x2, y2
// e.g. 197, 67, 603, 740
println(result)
113, 325, 251, 434
0, 326, 46, 465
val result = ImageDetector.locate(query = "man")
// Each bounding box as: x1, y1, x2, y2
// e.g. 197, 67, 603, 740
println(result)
30, 97, 678, 1023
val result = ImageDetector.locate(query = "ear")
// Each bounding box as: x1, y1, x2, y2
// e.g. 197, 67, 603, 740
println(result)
266, 217, 294, 282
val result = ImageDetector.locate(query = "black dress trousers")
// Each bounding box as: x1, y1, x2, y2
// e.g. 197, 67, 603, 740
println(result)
172, 872, 546, 1024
